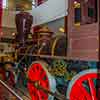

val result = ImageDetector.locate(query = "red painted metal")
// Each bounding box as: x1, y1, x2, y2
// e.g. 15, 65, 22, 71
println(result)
36, 0, 45, 6
27, 63, 50, 100
0, 0, 2, 33
70, 72, 99, 100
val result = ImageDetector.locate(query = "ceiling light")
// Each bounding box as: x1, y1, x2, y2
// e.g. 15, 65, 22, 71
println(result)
74, 1, 78, 4
12, 33, 16, 36
59, 27, 65, 33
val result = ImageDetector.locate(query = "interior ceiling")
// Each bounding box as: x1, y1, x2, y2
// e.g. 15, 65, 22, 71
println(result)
15, 0, 33, 11
15, 0, 48, 10
8, 0, 48, 11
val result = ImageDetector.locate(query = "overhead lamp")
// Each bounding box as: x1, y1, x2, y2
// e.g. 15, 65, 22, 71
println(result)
59, 27, 65, 33
0, 32, 4, 37
12, 33, 16, 36
74, 1, 78, 4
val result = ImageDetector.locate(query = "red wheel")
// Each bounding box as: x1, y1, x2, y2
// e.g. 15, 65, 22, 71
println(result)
67, 69, 99, 100
27, 61, 56, 100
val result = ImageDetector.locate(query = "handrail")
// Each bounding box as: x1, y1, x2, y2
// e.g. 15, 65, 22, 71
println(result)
0, 79, 23, 100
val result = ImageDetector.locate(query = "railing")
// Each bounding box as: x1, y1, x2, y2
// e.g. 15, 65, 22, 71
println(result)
0, 79, 29, 100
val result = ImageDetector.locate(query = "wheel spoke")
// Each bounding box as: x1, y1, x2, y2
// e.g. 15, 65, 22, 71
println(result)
27, 62, 54, 100
72, 96, 79, 100
68, 70, 99, 100
78, 83, 92, 100
88, 78, 97, 100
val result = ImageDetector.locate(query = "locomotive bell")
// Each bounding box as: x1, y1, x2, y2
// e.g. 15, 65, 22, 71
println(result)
15, 11, 33, 43
37, 26, 53, 44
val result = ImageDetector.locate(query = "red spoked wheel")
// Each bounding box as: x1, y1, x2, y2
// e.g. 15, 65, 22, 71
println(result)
67, 69, 99, 100
27, 61, 56, 100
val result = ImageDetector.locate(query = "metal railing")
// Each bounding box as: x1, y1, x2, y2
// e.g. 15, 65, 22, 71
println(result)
0, 79, 23, 100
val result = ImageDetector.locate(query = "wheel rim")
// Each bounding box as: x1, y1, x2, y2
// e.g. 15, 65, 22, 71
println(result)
67, 69, 99, 100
